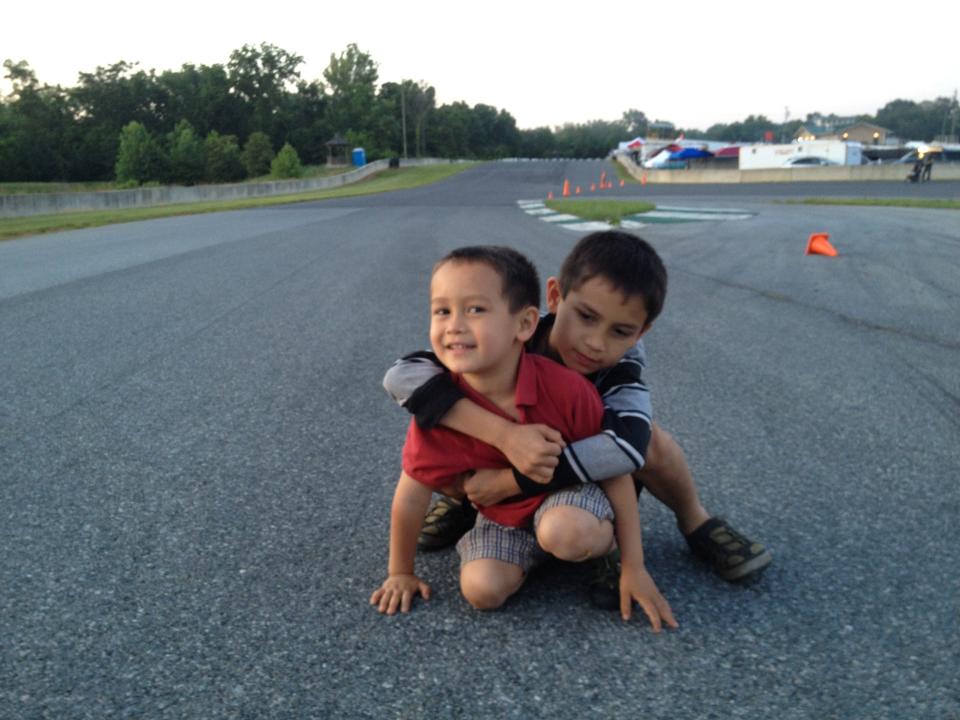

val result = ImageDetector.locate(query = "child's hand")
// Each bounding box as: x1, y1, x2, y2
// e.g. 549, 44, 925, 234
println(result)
464, 468, 519, 506
370, 574, 431, 615
619, 563, 678, 631
499, 423, 565, 483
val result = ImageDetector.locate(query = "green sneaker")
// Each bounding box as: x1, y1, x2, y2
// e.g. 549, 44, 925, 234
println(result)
587, 548, 621, 610
417, 497, 477, 551
685, 517, 771, 582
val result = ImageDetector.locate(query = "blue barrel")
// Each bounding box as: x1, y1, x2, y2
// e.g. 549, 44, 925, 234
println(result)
352, 147, 366, 166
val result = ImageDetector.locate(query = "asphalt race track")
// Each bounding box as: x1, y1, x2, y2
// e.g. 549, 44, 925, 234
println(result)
2, 161, 958, 719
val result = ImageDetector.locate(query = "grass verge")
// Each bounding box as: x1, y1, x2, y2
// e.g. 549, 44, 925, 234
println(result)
783, 198, 960, 210
544, 199, 656, 224
612, 160, 639, 184
0, 163, 476, 241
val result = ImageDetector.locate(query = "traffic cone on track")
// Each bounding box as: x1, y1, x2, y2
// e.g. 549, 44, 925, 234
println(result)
547, 191, 554, 200
562, 180, 570, 197
590, 183, 596, 192
805, 233, 838, 257
575, 186, 581, 194
620, 179, 625, 187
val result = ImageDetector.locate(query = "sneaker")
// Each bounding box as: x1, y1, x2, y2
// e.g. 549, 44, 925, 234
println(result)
685, 517, 771, 582
417, 497, 477, 551
587, 548, 621, 610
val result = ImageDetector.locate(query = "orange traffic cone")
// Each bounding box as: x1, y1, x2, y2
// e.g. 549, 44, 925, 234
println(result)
547, 191, 554, 200
619, 179, 625, 187
641, 173, 647, 186
562, 180, 570, 197
805, 232, 838, 257
590, 183, 596, 192
575, 186, 581, 195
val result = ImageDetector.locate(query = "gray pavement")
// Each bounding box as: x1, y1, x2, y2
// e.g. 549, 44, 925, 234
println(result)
1, 161, 958, 719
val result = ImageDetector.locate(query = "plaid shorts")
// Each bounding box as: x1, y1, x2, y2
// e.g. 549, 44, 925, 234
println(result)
456, 484, 614, 573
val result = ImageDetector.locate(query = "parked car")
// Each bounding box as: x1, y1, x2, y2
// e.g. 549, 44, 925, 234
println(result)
782, 156, 838, 167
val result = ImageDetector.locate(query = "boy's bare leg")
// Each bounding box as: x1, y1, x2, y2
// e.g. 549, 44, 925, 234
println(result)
636, 423, 710, 535
640, 423, 772, 581
460, 559, 525, 610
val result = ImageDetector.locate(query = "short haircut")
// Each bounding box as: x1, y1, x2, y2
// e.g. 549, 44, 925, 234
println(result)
558, 230, 667, 323
434, 245, 540, 313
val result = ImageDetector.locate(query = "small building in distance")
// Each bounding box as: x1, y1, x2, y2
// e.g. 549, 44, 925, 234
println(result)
325, 134, 351, 166
793, 121, 894, 146
646, 121, 676, 139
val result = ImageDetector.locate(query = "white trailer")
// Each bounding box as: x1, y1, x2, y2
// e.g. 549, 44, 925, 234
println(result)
739, 141, 862, 169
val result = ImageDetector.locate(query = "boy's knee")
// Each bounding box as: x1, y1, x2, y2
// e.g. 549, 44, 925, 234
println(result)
461, 579, 508, 610
460, 561, 522, 610
537, 507, 612, 562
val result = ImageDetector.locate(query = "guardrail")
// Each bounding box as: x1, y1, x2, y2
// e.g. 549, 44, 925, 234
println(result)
0, 158, 461, 218
615, 155, 960, 184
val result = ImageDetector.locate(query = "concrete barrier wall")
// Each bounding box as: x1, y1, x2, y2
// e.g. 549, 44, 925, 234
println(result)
616, 155, 960, 184
0, 158, 462, 218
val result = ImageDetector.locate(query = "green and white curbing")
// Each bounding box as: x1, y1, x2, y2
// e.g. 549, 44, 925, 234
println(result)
517, 200, 755, 232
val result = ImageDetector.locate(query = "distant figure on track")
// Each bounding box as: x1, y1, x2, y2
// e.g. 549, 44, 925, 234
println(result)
921, 153, 934, 182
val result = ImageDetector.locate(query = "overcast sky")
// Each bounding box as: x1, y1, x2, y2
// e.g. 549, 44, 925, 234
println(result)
4, 0, 957, 132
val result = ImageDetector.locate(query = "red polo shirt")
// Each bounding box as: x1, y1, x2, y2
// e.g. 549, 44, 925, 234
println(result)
402, 351, 603, 527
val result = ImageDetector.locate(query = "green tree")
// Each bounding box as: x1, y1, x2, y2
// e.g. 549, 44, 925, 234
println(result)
554, 119, 627, 158
227, 43, 304, 140
158, 63, 242, 139
70, 61, 167, 180
166, 119, 204, 185
203, 130, 245, 182
875, 98, 955, 141
323, 44, 378, 135
405, 80, 435, 157
271, 142, 303, 178
115, 120, 163, 184
519, 127, 556, 158
242, 131, 275, 177
491, 109, 521, 157
622, 108, 648, 136
0, 60, 74, 181
428, 102, 472, 158
282, 79, 329, 165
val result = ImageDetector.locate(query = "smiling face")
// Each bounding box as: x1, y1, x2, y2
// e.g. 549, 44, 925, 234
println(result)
546, 275, 650, 375
429, 260, 536, 381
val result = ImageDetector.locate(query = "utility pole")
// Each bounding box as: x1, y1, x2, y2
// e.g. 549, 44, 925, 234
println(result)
400, 81, 408, 159
952, 89, 958, 142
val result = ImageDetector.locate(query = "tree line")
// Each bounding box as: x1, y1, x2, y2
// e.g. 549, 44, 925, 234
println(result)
1, 43, 957, 185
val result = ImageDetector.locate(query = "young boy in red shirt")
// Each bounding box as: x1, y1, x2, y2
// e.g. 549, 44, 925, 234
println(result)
370, 246, 676, 629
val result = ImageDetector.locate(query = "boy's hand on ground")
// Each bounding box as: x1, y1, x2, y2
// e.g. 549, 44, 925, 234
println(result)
464, 468, 519, 506
619, 563, 678, 631
498, 423, 565, 483
370, 574, 431, 615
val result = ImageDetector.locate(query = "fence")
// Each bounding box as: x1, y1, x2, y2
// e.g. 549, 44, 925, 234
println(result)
0, 158, 459, 218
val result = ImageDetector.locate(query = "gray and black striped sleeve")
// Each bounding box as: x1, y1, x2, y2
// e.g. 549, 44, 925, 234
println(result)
519, 344, 652, 495
382, 351, 465, 430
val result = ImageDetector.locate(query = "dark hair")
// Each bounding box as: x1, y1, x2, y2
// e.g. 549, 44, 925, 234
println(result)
558, 230, 667, 323
434, 245, 540, 312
